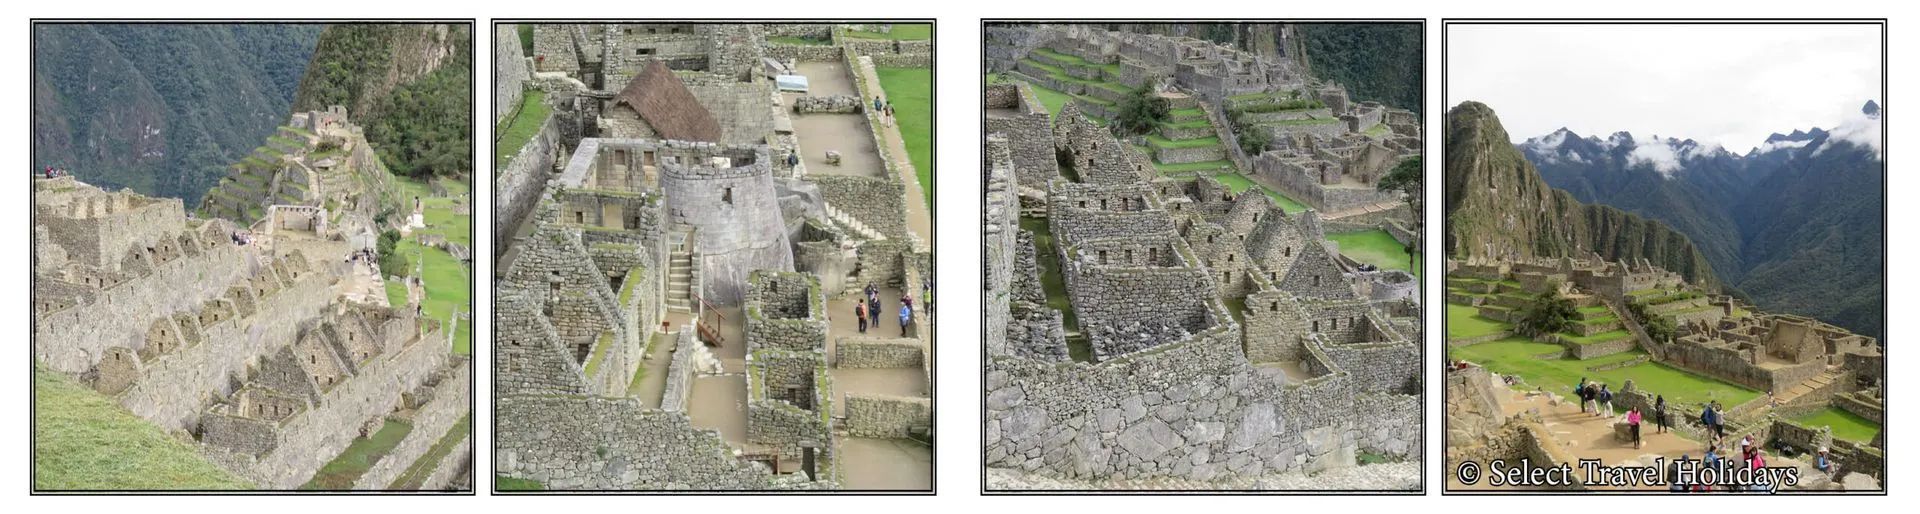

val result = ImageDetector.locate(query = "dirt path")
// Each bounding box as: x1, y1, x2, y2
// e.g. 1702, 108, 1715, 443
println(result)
852, 60, 933, 249
837, 437, 932, 490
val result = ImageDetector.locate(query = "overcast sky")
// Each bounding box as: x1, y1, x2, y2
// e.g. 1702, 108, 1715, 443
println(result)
1447, 24, 1882, 151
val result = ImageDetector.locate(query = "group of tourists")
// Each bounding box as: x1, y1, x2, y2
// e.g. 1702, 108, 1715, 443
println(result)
1574, 378, 1616, 417
39, 166, 70, 179
871, 95, 897, 127
850, 283, 916, 336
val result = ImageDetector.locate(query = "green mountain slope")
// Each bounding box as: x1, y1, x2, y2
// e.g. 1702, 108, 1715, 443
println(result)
1444, 101, 1716, 285
292, 24, 472, 179
1295, 23, 1423, 116
32, 24, 321, 204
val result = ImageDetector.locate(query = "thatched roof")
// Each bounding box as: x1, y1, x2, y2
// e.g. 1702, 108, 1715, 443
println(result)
615, 60, 722, 143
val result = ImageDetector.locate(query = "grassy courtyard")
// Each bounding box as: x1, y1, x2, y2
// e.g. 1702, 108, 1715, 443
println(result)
1205, 172, 1308, 214
1449, 338, 1761, 408
1792, 407, 1880, 444
877, 66, 933, 208
987, 73, 1071, 119
1446, 303, 1508, 340
33, 365, 251, 490
845, 23, 932, 41
1328, 229, 1420, 276
393, 178, 474, 356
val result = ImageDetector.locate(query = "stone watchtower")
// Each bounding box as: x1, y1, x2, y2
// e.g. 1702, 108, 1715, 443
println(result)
659, 144, 794, 305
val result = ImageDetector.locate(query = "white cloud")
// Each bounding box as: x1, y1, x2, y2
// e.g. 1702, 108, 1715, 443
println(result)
1449, 24, 1881, 150
1756, 139, 1812, 154
1626, 134, 1683, 177
1826, 108, 1884, 158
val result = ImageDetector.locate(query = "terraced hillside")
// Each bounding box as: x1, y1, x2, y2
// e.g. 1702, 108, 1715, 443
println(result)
198, 122, 401, 226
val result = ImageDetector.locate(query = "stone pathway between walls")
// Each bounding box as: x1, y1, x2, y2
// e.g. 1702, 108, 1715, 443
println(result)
986, 461, 1420, 491
854, 60, 933, 250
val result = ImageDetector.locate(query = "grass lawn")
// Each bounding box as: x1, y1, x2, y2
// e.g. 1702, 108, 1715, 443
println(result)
1560, 329, 1633, 345
877, 67, 933, 208
302, 418, 412, 490
1792, 407, 1880, 444
393, 177, 474, 356
34, 365, 251, 490
630, 332, 667, 394
1146, 134, 1222, 149
1327, 229, 1420, 276
389, 413, 472, 490
497, 475, 545, 491
1363, 123, 1392, 138
1450, 338, 1760, 408
846, 23, 931, 40
1153, 160, 1234, 173
494, 89, 551, 173
1446, 303, 1509, 339
1206, 172, 1308, 214
987, 74, 1071, 119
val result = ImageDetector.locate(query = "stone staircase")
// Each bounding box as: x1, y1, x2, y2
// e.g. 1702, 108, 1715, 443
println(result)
1777, 368, 1850, 407
824, 203, 887, 241
666, 239, 694, 313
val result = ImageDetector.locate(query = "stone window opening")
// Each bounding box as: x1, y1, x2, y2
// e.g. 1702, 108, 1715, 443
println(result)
1227, 254, 1235, 263
1078, 201, 1087, 208
1312, 320, 1319, 331
1284, 246, 1292, 257
1269, 301, 1278, 312
723, 187, 734, 205
636, 48, 655, 56
1312, 275, 1321, 287
1206, 234, 1215, 243
574, 211, 586, 224
1098, 250, 1108, 264
309, 354, 316, 364
1125, 249, 1133, 263
1222, 271, 1231, 282
1150, 248, 1159, 262
1099, 198, 1107, 210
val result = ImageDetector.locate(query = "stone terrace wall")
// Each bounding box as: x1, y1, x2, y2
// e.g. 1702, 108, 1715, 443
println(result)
1354, 392, 1420, 458
35, 240, 251, 374
984, 135, 1020, 357
767, 44, 842, 63
222, 322, 451, 489
835, 337, 924, 368
496, 395, 824, 490
420, 436, 472, 490
494, 115, 560, 255
660, 328, 698, 412
497, 24, 530, 124
983, 83, 1058, 190
1317, 339, 1419, 394
353, 360, 470, 489
1064, 264, 1216, 359
845, 394, 931, 438
116, 265, 333, 432
985, 323, 1371, 481
810, 175, 908, 238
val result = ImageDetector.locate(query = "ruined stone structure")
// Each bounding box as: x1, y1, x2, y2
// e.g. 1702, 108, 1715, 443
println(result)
984, 85, 1420, 487
497, 23, 932, 490
34, 177, 467, 489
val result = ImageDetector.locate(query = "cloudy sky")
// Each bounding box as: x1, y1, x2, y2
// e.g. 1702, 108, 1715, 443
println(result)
1447, 23, 1882, 152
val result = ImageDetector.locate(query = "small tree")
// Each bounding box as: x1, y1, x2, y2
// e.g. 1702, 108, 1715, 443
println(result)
1112, 84, 1170, 137
1237, 126, 1270, 154
376, 229, 409, 278
1514, 291, 1576, 338
1377, 155, 1422, 212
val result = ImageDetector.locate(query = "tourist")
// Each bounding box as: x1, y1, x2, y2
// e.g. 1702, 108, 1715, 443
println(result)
898, 302, 911, 336
1670, 454, 1689, 492
1655, 395, 1670, 434
869, 295, 881, 327
1628, 406, 1644, 449
1702, 402, 1723, 439
885, 104, 896, 127
923, 279, 933, 313
1815, 447, 1833, 474
855, 299, 868, 334
787, 150, 800, 169
873, 96, 884, 113
902, 292, 912, 310
1575, 377, 1590, 413
1599, 383, 1615, 417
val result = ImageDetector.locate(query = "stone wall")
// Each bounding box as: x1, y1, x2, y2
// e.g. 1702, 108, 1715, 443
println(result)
845, 394, 931, 438
659, 151, 795, 306
496, 395, 823, 490
353, 360, 470, 489
835, 337, 924, 368
660, 328, 698, 412
494, 115, 561, 255
767, 43, 842, 63
35, 240, 251, 375
215, 320, 451, 489
810, 175, 908, 238
497, 24, 530, 124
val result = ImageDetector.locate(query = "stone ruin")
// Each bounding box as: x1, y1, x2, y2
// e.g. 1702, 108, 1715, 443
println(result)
33, 177, 467, 489
497, 23, 933, 490
983, 82, 1421, 486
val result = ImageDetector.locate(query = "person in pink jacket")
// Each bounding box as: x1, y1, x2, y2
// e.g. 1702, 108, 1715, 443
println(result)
1627, 406, 1643, 449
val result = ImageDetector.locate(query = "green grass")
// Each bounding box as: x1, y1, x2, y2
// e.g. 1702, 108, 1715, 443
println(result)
1327, 229, 1420, 277
1146, 134, 1222, 149
1449, 339, 1761, 407
496, 475, 545, 491
1792, 407, 1880, 444
1162, 118, 1213, 129
494, 89, 551, 172
389, 413, 471, 490
1152, 160, 1234, 173
1560, 329, 1633, 345
583, 332, 613, 378
987, 73, 1071, 119
630, 332, 666, 394
1446, 303, 1509, 339
393, 178, 473, 355
1363, 123, 1392, 138
1260, 117, 1342, 126
877, 66, 933, 209
301, 418, 413, 490
767, 35, 832, 46
33, 365, 251, 491
1206, 172, 1309, 215
845, 23, 931, 40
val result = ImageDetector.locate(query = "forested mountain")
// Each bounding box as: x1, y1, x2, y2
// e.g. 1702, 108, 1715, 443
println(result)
292, 23, 472, 179
32, 24, 321, 204
1294, 23, 1423, 116
1444, 101, 1718, 286
1517, 103, 1885, 338
1103, 22, 1422, 114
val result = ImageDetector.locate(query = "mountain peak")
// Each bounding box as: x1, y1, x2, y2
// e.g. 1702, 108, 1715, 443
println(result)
1863, 100, 1881, 117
